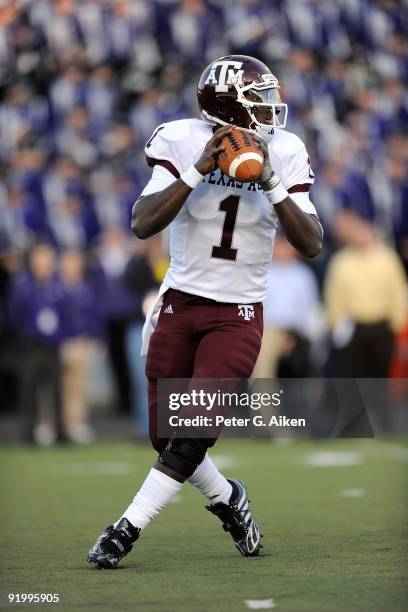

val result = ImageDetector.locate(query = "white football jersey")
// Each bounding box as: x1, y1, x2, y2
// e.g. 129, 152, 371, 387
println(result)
138, 118, 317, 304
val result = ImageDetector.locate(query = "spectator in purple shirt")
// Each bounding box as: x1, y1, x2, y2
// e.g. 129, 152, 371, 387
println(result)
89, 229, 137, 414
7, 241, 67, 444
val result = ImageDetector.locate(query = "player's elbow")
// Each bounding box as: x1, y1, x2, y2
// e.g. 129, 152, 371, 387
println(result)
131, 198, 151, 239
131, 219, 156, 240
301, 221, 323, 258
300, 236, 322, 259
131, 218, 151, 240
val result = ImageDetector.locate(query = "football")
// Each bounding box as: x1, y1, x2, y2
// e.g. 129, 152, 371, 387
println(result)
217, 127, 264, 182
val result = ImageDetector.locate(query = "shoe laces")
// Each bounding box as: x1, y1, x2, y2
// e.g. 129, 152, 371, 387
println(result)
207, 501, 249, 540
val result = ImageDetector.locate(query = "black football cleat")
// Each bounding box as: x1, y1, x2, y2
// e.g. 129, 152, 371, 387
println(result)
87, 518, 140, 569
206, 479, 262, 557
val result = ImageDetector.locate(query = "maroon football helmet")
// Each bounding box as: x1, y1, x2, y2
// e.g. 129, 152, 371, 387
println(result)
197, 55, 287, 140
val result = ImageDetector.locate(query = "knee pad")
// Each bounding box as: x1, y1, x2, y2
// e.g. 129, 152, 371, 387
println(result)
158, 436, 208, 478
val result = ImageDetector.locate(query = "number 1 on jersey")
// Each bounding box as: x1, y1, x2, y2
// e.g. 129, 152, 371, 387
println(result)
212, 195, 240, 261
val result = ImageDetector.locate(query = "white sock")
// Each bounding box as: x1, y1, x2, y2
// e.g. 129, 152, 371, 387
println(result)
116, 467, 183, 530
187, 454, 232, 505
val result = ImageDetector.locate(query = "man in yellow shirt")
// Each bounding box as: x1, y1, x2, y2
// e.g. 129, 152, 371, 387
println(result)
324, 211, 407, 378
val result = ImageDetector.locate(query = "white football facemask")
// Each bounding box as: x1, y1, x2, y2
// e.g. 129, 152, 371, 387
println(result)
232, 73, 287, 141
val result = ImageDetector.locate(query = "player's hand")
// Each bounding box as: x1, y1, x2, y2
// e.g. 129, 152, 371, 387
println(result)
194, 125, 233, 175
251, 134, 276, 188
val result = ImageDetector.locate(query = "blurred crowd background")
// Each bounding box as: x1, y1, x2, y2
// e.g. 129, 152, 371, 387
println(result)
0, 0, 407, 444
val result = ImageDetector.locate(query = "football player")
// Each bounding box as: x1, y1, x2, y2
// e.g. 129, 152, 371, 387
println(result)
88, 55, 322, 568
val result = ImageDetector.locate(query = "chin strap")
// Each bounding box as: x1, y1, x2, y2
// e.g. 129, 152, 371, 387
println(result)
252, 123, 274, 142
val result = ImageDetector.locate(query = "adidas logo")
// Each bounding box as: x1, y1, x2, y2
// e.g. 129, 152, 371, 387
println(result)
164, 304, 173, 314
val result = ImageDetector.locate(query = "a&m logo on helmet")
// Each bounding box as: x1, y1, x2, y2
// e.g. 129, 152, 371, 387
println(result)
204, 60, 244, 92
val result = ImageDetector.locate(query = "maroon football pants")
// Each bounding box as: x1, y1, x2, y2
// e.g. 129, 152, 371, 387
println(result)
145, 288, 263, 452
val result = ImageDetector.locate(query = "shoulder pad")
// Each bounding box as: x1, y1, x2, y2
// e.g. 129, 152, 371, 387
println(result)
271, 130, 314, 192
145, 119, 211, 176
271, 129, 305, 156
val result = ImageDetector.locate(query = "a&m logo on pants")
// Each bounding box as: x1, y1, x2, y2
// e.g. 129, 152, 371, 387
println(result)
238, 305, 255, 321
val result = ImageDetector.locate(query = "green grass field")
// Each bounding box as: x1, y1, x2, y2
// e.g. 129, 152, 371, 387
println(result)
1, 438, 407, 612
